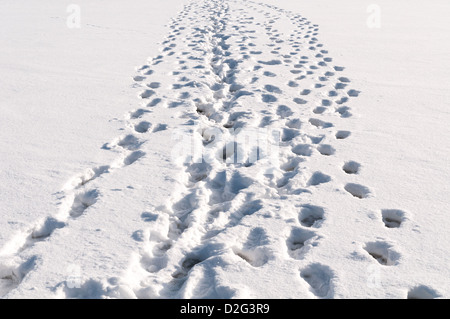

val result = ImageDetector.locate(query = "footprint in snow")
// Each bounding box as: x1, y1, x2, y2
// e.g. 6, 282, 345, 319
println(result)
264, 84, 282, 94
381, 209, 407, 228
129, 108, 150, 119
117, 134, 143, 151
69, 189, 99, 218
287, 227, 318, 260
287, 80, 298, 88
0, 257, 37, 298
300, 263, 334, 298
317, 144, 335, 156
335, 130, 351, 139
152, 123, 168, 133
307, 171, 331, 186
344, 183, 372, 199
338, 77, 351, 83
139, 89, 156, 99
291, 144, 313, 157
407, 285, 441, 299
309, 118, 333, 129
299, 205, 325, 228
281, 128, 300, 142
347, 89, 360, 97
146, 98, 162, 107
342, 161, 360, 174
285, 118, 301, 129
31, 216, 66, 240
262, 94, 277, 103
300, 89, 311, 95
263, 71, 277, 77
147, 82, 161, 89
134, 121, 152, 133
232, 227, 271, 267
279, 155, 302, 175
335, 96, 349, 105
313, 106, 327, 114
321, 99, 332, 106
335, 82, 347, 90
293, 98, 307, 105
335, 106, 352, 118
123, 150, 145, 166
276, 105, 293, 119
133, 75, 146, 82
363, 241, 400, 266
258, 59, 282, 65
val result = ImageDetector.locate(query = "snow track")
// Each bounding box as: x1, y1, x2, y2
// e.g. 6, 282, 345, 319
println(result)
0, 0, 441, 299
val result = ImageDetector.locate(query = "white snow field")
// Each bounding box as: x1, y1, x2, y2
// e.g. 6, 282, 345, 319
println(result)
0, 0, 449, 299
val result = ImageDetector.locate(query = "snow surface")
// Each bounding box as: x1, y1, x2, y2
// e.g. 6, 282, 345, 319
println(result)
0, 0, 449, 299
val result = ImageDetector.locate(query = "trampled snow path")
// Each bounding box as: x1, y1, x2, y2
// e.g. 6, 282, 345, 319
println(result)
0, 0, 442, 299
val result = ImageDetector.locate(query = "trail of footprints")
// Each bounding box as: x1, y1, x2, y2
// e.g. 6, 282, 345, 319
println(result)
0, 58, 157, 297
0, 97, 152, 296
0, 0, 437, 299
122, 0, 430, 299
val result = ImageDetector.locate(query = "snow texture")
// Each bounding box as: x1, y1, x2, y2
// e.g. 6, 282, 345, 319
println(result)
0, 0, 449, 299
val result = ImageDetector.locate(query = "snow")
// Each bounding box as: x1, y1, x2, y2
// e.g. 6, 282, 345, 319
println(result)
1, 0, 449, 299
